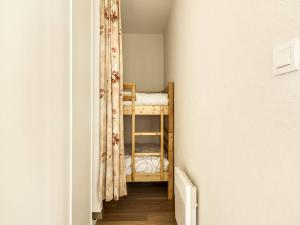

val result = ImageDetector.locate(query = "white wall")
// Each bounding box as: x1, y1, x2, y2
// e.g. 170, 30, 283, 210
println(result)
92, 0, 101, 214
0, 1, 70, 225
72, 0, 93, 223
123, 34, 164, 144
165, 0, 300, 225
123, 34, 165, 92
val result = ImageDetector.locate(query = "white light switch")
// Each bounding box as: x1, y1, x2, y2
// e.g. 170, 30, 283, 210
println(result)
273, 38, 299, 75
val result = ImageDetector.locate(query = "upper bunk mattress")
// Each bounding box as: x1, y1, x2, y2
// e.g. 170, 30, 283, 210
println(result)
123, 92, 168, 106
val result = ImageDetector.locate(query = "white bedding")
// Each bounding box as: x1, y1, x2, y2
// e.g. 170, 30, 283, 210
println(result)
125, 143, 169, 175
123, 92, 168, 106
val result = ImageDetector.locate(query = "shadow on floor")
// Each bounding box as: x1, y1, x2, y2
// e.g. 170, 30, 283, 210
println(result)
97, 182, 177, 225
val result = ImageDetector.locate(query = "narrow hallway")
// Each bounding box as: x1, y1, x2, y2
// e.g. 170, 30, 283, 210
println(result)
98, 183, 176, 225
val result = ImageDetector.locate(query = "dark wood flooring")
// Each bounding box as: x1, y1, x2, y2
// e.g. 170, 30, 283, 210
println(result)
97, 182, 177, 225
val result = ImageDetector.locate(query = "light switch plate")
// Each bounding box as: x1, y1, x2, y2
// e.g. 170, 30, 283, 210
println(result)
273, 38, 299, 75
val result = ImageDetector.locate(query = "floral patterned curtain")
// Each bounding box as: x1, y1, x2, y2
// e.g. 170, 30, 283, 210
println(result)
99, 0, 127, 202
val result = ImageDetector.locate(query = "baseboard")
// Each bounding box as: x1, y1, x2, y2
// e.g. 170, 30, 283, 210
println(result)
92, 212, 103, 221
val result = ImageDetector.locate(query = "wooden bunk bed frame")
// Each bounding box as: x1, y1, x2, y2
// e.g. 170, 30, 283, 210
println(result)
123, 82, 174, 199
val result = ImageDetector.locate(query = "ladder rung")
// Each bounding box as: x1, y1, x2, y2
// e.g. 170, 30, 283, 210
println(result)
135, 132, 161, 136
123, 95, 134, 101
124, 83, 136, 89
135, 152, 161, 157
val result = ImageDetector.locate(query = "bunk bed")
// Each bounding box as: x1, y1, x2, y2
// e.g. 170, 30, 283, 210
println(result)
123, 82, 174, 200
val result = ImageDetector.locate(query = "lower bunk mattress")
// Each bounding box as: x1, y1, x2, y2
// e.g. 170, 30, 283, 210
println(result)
125, 143, 169, 175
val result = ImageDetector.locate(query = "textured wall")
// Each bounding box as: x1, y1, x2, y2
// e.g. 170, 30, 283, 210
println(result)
165, 0, 300, 224
123, 34, 165, 92
0, 1, 70, 225
72, 0, 92, 223
92, 0, 101, 214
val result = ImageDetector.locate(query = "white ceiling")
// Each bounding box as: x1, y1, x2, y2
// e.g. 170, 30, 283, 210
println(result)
121, 0, 173, 34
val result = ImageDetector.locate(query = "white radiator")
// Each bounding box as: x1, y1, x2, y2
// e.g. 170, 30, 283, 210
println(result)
175, 167, 197, 225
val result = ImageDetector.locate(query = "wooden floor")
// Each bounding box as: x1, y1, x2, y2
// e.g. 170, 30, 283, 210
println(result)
97, 182, 177, 225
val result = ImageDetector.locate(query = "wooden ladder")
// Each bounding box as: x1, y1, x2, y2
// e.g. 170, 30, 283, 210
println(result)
124, 83, 165, 181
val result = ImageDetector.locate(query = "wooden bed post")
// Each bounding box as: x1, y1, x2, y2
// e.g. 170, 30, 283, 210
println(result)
168, 82, 174, 200
131, 84, 136, 181
160, 106, 164, 180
